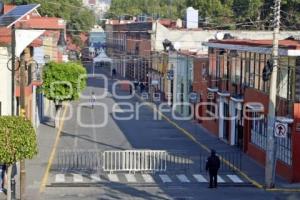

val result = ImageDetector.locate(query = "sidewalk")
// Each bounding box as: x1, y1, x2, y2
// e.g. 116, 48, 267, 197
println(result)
24, 119, 58, 200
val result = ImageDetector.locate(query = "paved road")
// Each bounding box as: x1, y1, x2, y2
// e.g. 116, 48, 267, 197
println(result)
40, 64, 300, 200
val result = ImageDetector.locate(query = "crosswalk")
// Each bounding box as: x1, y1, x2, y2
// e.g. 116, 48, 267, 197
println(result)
50, 173, 248, 185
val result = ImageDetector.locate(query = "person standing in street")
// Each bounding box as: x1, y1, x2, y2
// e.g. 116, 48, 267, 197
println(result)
206, 149, 221, 188
112, 68, 116, 80
90, 92, 96, 109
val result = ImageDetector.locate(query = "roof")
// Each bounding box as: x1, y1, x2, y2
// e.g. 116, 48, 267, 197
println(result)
4, 4, 16, 13
0, 6, 65, 45
204, 39, 300, 57
18, 17, 65, 30
177, 50, 208, 58
208, 39, 300, 50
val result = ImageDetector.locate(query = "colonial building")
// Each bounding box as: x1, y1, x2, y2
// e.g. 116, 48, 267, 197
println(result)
200, 39, 300, 182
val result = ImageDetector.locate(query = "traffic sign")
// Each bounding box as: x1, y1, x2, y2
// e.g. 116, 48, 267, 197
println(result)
189, 92, 199, 103
274, 122, 288, 138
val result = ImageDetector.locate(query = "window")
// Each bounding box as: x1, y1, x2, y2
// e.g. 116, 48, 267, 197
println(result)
223, 53, 228, 79
249, 53, 255, 87
235, 54, 241, 84
231, 57, 237, 83
207, 92, 216, 116
259, 54, 266, 92
254, 53, 260, 90
251, 113, 292, 165
278, 57, 294, 100
244, 52, 251, 86
277, 127, 292, 165
251, 113, 267, 150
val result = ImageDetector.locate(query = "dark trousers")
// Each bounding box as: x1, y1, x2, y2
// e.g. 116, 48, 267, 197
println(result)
209, 171, 218, 188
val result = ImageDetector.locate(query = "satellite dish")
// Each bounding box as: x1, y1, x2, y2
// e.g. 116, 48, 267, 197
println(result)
174, 42, 181, 50
215, 32, 225, 40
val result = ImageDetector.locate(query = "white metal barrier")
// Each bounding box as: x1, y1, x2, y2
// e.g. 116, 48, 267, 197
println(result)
103, 150, 167, 173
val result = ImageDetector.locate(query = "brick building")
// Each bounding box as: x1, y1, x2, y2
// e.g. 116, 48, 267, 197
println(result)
196, 39, 300, 182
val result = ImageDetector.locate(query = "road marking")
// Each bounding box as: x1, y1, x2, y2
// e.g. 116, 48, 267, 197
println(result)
217, 175, 225, 183
90, 174, 102, 182
177, 174, 190, 183
142, 174, 155, 183
159, 175, 172, 183
40, 105, 68, 192
125, 174, 137, 183
108, 174, 119, 182
55, 174, 65, 183
227, 175, 243, 183
193, 174, 208, 183
73, 174, 83, 183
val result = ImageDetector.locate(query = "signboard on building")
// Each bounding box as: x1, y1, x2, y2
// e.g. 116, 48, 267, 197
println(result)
274, 122, 288, 138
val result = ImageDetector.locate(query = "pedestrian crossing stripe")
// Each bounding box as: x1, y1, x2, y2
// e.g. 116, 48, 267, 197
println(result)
107, 174, 119, 182
227, 175, 243, 183
193, 174, 208, 183
142, 174, 155, 183
90, 174, 101, 182
217, 175, 225, 183
55, 174, 65, 183
52, 173, 245, 184
125, 174, 137, 183
73, 174, 83, 183
159, 175, 172, 183
176, 174, 190, 183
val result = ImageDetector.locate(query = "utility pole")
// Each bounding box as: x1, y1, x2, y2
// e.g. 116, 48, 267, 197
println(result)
19, 49, 27, 200
265, 0, 281, 188
11, 24, 16, 115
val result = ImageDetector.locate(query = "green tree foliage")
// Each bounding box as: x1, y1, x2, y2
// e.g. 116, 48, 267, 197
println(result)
3, 0, 95, 35
0, 116, 38, 200
0, 116, 37, 165
42, 62, 87, 102
108, 0, 300, 30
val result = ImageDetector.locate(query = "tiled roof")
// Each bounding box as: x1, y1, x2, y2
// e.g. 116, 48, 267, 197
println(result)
18, 17, 65, 30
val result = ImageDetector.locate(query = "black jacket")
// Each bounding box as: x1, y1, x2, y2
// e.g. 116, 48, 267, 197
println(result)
206, 155, 221, 172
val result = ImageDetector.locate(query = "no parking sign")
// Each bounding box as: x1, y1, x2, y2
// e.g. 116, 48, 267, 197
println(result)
274, 122, 288, 138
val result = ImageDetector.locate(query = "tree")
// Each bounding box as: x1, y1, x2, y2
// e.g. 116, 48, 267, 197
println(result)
42, 62, 87, 127
0, 116, 37, 200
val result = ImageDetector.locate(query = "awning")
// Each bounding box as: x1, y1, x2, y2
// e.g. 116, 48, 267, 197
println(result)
93, 49, 112, 64
16, 29, 45, 57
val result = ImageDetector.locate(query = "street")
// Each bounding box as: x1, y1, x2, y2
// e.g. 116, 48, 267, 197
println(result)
38, 65, 299, 200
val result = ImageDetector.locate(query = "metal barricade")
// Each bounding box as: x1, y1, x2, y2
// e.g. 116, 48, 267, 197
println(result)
199, 151, 242, 173
165, 151, 194, 173
54, 150, 102, 172
103, 150, 167, 173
